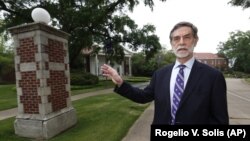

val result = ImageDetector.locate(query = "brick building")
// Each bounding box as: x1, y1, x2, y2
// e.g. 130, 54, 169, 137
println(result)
194, 52, 228, 70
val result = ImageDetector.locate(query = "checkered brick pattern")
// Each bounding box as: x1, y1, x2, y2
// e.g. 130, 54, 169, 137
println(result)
13, 24, 71, 115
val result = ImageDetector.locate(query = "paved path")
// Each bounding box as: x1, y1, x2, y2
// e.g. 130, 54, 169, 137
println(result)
226, 78, 250, 124
122, 102, 153, 141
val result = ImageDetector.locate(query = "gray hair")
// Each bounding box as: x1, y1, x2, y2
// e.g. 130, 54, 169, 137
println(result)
169, 21, 198, 41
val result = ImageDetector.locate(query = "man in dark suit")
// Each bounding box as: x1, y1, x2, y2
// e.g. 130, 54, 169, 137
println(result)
101, 21, 229, 125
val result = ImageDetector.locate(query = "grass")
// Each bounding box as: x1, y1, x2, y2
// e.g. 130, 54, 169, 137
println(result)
0, 94, 149, 141
0, 76, 150, 111
124, 76, 151, 83
245, 78, 250, 84
0, 85, 18, 111
71, 80, 115, 95
71, 77, 150, 95
0, 80, 116, 111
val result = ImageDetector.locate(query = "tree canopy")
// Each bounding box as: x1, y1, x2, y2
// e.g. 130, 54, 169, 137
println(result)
132, 48, 175, 76
217, 0, 250, 73
0, 0, 165, 68
229, 0, 250, 9
217, 30, 250, 73
0, 30, 15, 83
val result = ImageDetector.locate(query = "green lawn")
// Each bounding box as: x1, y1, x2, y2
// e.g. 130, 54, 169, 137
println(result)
0, 94, 149, 141
0, 80, 116, 111
0, 77, 150, 111
0, 85, 18, 111
71, 80, 115, 95
245, 78, 250, 84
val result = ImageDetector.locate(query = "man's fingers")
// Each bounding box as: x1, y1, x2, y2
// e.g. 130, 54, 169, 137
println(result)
101, 64, 114, 77
101, 64, 115, 74
102, 73, 111, 78
101, 64, 110, 70
101, 64, 111, 71
100, 64, 123, 85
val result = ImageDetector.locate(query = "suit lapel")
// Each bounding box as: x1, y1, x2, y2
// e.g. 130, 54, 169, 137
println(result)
157, 63, 174, 120
178, 60, 203, 109
164, 64, 173, 109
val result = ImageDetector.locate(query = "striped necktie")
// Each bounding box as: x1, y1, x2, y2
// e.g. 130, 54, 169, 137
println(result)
171, 64, 186, 125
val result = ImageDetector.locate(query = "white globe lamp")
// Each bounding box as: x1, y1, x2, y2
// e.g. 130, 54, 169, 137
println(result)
31, 8, 51, 24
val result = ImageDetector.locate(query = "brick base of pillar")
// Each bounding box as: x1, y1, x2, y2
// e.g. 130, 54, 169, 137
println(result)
14, 107, 77, 139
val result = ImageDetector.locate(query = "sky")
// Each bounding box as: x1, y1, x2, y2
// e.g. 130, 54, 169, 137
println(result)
127, 0, 250, 53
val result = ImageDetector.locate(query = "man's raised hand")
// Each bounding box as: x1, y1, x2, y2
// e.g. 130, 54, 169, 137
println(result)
100, 64, 123, 86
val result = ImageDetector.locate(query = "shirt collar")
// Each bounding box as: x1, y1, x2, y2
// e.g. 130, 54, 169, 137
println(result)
174, 56, 195, 69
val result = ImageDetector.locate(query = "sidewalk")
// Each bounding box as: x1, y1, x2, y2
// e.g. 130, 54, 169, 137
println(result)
122, 102, 154, 141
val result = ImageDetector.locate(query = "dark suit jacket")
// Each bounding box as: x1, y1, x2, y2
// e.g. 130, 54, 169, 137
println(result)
114, 60, 229, 125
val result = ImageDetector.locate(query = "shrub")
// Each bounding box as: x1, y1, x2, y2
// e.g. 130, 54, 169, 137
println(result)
223, 70, 250, 78
0, 55, 15, 84
233, 71, 250, 78
70, 70, 99, 85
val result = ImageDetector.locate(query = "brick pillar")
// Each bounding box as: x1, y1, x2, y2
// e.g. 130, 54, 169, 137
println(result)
8, 22, 77, 139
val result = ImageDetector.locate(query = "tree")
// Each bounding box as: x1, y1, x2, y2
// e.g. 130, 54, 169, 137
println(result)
0, 30, 15, 84
132, 48, 175, 76
229, 0, 250, 9
217, 30, 250, 73
131, 52, 156, 76
0, 0, 165, 69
